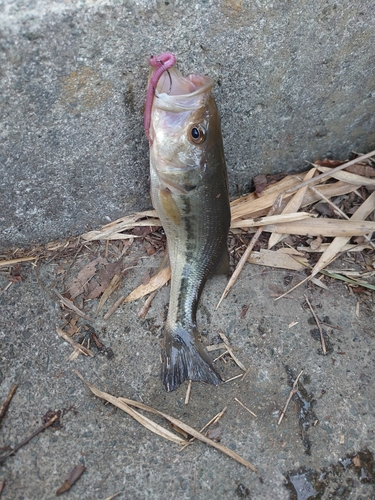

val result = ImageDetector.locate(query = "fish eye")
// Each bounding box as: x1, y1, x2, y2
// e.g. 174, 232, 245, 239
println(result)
189, 124, 206, 144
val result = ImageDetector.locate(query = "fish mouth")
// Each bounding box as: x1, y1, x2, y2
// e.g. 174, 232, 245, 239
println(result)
151, 67, 214, 112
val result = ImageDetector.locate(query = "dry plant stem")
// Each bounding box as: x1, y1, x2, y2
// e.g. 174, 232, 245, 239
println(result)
74, 370, 187, 445
104, 493, 122, 500
0, 384, 18, 424
0, 415, 58, 464
56, 327, 95, 357
75, 370, 258, 472
180, 406, 228, 452
217, 331, 246, 370
285, 149, 375, 194
304, 295, 327, 354
103, 295, 126, 320
241, 366, 251, 381
0, 479, 5, 494
217, 196, 282, 308
306, 183, 374, 251
213, 350, 229, 362
138, 290, 158, 319
274, 276, 310, 302
224, 374, 243, 383
185, 380, 192, 405
307, 183, 349, 220
0, 256, 37, 267
53, 289, 93, 321
234, 398, 257, 418
206, 343, 227, 352
277, 370, 304, 425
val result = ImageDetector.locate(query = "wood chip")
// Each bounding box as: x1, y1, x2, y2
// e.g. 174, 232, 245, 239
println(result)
124, 265, 171, 303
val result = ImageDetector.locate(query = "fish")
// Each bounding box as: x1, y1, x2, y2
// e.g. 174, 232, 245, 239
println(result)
144, 52, 231, 392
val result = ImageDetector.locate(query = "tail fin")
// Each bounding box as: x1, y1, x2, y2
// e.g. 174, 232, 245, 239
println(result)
161, 326, 222, 392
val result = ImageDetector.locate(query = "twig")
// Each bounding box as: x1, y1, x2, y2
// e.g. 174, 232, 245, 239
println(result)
224, 374, 243, 384
277, 369, 304, 425
304, 295, 327, 354
217, 331, 246, 371
180, 406, 228, 452
206, 343, 227, 352
274, 275, 309, 301
241, 366, 251, 381
0, 256, 37, 267
104, 493, 122, 500
213, 350, 229, 363
0, 384, 18, 424
234, 398, 257, 418
53, 289, 93, 321
56, 327, 95, 357
0, 479, 5, 494
185, 380, 192, 405
0, 415, 58, 464
103, 295, 126, 320
138, 290, 158, 319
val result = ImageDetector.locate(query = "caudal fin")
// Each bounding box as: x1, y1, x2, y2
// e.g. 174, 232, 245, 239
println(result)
161, 327, 222, 392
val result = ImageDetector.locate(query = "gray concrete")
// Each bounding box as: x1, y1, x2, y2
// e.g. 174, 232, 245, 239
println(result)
0, 240, 375, 499
1, 0, 375, 249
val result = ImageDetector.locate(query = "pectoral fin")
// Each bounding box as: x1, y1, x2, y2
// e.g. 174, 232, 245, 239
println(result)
159, 188, 181, 225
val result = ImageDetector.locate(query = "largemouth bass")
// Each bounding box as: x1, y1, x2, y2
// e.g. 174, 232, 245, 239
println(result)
144, 52, 230, 392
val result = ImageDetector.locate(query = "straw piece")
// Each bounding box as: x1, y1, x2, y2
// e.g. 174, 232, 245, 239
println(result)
268, 168, 316, 249
74, 370, 258, 473
314, 165, 375, 186
0, 256, 37, 267
311, 191, 375, 277
230, 212, 313, 229
74, 370, 186, 445
262, 218, 375, 237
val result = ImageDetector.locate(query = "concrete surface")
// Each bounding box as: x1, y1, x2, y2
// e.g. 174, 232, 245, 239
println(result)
1, 0, 375, 249
0, 239, 374, 499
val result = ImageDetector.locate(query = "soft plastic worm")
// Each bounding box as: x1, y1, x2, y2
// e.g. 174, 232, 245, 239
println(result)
144, 52, 176, 145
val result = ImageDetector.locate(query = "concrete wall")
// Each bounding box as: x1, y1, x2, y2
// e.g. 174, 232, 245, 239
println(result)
1, 0, 374, 249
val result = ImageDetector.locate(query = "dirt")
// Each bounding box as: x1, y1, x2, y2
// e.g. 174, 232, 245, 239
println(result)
0, 238, 374, 499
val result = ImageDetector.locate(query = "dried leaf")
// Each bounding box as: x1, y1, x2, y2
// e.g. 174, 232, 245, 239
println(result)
253, 174, 268, 195
96, 274, 122, 314
67, 257, 106, 299
205, 423, 223, 442
310, 236, 323, 250
56, 464, 86, 496
86, 259, 123, 300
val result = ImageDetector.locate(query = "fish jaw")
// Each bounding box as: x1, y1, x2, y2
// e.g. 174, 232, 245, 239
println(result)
161, 324, 222, 392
